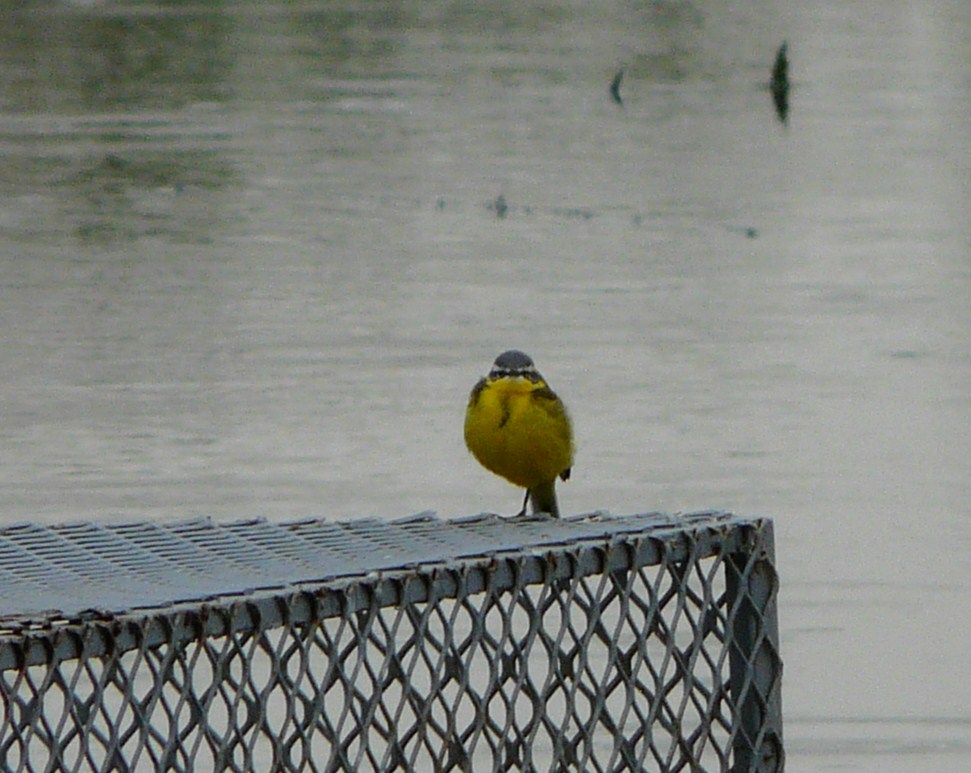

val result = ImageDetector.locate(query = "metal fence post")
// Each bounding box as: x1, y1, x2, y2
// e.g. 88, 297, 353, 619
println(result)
727, 520, 784, 772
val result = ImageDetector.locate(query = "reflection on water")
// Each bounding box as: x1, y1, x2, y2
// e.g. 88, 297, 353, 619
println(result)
0, 3, 238, 244
1, 1, 970, 770
1, 5, 233, 112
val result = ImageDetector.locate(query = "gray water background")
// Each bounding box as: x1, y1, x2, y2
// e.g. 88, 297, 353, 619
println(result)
1, 1, 969, 770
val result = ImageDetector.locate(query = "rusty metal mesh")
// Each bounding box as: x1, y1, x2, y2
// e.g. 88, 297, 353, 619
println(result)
0, 512, 783, 772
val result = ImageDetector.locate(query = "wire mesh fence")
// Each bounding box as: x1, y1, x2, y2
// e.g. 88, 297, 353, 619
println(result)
0, 511, 783, 772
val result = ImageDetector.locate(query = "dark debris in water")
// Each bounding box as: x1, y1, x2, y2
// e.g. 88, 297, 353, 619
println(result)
609, 67, 624, 106
726, 225, 759, 238
485, 195, 594, 221
770, 41, 790, 124
553, 207, 595, 220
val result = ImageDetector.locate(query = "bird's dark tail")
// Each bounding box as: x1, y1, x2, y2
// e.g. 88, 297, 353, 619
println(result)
528, 480, 560, 518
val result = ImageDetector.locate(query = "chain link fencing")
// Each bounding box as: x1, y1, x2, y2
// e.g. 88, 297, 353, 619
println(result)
0, 511, 782, 771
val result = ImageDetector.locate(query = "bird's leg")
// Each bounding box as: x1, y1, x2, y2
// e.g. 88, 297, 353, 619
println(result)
513, 489, 530, 518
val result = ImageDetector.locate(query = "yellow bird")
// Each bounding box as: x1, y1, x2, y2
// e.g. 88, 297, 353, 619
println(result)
464, 350, 574, 517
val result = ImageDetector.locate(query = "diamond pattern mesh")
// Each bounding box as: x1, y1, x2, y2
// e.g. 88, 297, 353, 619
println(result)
0, 513, 782, 772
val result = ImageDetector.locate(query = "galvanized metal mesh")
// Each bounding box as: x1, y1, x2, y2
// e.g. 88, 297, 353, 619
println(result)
0, 512, 783, 772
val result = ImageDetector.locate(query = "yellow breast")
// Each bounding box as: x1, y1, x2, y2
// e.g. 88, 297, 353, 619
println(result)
464, 377, 574, 489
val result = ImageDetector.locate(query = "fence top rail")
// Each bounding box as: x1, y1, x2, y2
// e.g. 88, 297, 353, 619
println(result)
0, 510, 771, 668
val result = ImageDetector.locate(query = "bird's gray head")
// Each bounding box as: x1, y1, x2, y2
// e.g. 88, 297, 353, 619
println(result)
489, 350, 540, 380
